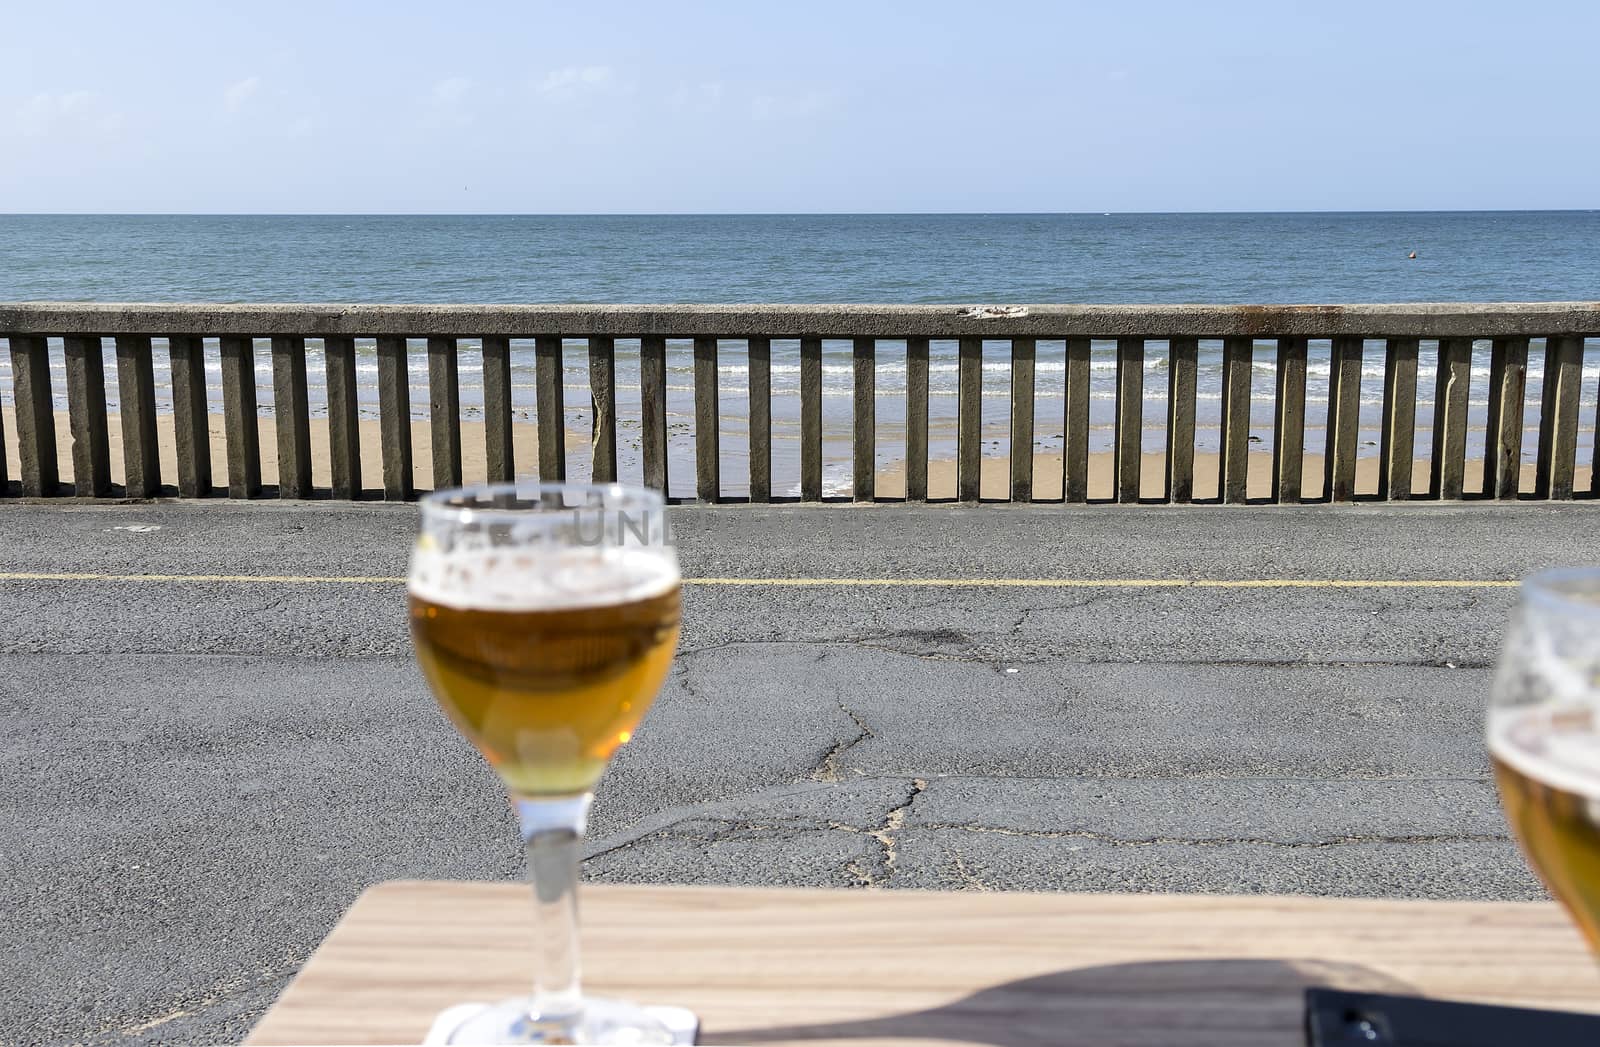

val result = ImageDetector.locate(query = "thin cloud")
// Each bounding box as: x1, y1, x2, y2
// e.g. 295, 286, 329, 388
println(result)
432, 77, 472, 105
749, 90, 836, 122
223, 76, 261, 113
536, 66, 624, 99
668, 81, 724, 114
14, 91, 123, 137
424, 77, 474, 127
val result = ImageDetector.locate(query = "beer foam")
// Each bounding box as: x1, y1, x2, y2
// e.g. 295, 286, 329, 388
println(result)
1489, 706, 1600, 801
409, 544, 679, 611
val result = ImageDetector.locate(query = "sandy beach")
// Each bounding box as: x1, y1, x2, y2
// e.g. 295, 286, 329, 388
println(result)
1, 407, 566, 494
5, 406, 1579, 501
876, 451, 1582, 501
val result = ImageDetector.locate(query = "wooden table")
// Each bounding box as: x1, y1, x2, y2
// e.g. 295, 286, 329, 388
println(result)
247, 881, 1600, 1046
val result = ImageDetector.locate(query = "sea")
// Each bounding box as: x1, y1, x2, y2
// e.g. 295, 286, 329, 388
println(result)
3, 212, 1598, 495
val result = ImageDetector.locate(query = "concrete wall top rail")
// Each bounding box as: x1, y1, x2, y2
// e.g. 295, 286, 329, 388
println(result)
4, 301, 1600, 339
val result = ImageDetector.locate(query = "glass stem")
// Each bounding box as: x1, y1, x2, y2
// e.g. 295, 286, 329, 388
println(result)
516, 794, 593, 1025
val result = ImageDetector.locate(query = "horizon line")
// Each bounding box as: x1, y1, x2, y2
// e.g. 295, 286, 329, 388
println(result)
3, 208, 1598, 219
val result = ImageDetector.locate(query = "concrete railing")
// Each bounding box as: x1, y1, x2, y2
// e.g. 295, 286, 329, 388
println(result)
2, 301, 1598, 504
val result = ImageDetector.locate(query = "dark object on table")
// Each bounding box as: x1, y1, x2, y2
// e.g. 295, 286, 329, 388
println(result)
1305, 988, 1600, 1046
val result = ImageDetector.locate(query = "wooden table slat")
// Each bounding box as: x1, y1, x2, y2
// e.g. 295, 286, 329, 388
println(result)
246, 882, 1600, 1047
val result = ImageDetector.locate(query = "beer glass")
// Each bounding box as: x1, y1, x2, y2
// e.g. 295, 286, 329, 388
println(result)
408, 482, 684, 1044
1489, 568, 1600, 953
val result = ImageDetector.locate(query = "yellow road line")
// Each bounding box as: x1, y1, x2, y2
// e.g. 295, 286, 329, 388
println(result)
0, 572, 405, 584
0, 571, 1521, 589
690, 577, 1519, 589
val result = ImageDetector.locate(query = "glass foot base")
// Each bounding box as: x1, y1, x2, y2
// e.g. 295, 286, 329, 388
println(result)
425, 996, 699, 1045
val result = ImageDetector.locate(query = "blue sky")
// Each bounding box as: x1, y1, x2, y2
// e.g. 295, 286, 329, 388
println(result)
2, 1, 1596, 213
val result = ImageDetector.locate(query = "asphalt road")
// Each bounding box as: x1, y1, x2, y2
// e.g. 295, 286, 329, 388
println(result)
3, 499, 1598, 1045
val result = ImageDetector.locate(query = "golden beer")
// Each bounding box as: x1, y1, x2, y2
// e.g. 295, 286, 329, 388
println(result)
409, 550, 680, 798
407, 484, 691, 1044
1490, 710, 1600, 951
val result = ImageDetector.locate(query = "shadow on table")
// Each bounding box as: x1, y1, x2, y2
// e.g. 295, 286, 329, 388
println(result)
705, 958, 1415, 1046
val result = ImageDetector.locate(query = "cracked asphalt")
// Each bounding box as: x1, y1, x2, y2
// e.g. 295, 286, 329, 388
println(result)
4, 499, 1599, 1045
